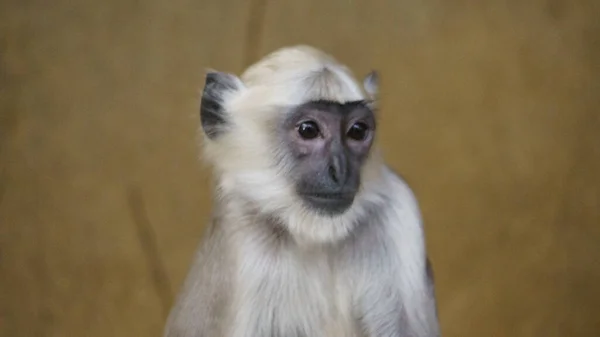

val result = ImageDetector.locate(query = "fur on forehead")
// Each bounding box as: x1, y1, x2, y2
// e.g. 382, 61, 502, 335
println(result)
230, 45, 371, 114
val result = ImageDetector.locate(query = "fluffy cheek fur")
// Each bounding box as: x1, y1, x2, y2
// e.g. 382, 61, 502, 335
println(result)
202, 109, 297, 215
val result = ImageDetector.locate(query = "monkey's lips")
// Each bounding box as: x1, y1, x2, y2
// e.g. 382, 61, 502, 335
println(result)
301, 192, 356, 215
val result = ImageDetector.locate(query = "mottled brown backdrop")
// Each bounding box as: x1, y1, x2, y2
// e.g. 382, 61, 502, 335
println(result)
1, 0, 599, 336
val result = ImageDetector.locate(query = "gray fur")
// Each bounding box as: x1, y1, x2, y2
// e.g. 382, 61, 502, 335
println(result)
200, 71, 244, 139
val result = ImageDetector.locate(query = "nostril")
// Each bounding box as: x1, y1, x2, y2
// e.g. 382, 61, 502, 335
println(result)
328, 165, 338, 183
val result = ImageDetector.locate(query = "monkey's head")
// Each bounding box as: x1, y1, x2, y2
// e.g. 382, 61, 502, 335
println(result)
199, 46, 387, 243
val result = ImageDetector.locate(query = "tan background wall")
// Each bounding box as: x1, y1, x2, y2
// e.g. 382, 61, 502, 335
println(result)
1, 0, 599, 336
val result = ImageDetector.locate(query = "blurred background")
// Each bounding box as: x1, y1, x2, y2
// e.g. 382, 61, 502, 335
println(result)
1, 0, 599, 336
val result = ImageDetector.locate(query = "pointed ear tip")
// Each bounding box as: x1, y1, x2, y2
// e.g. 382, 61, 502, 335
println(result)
204, 70, 232, 85
364, 71, 379, 86
204, 69, 217, 82
204, 69, 242, 81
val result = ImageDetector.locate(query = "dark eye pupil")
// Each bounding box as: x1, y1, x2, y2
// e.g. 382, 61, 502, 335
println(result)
298, 122, 319, 139
348, 122, 368, 140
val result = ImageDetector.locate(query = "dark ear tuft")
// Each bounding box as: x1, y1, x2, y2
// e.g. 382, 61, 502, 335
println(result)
200, 71, 243, 139
363, 70, 379, 99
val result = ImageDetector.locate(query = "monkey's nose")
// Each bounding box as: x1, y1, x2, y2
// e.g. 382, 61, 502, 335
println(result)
328, 155, 348, 186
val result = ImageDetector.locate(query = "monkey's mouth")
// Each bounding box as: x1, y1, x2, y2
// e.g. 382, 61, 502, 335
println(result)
301, 192, 355, 215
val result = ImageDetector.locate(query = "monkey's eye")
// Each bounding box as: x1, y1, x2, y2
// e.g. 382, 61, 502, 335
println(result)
298, 121, 320, 139
347, 122, 369, 141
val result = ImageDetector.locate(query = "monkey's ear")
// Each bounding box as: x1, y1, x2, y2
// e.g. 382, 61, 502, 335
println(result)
200, 70, 244, 139
363, 70, 379, 99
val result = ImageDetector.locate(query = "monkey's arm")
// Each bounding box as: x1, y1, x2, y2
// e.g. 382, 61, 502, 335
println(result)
163, 219, 231, 337
425, 257, 439, 316
356, 172, 441, 337
356, 259, 440, 337
420, 256, 441, 336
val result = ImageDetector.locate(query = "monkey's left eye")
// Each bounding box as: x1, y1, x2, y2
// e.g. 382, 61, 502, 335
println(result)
298, 121, 320, 139
347, 122, 369, 141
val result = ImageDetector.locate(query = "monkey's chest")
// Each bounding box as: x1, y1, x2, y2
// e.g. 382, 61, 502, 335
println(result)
234, 262, 359, 337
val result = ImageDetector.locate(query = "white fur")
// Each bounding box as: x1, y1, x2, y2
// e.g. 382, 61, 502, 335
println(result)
164, 45, 440, 337
203, 45, 384, 244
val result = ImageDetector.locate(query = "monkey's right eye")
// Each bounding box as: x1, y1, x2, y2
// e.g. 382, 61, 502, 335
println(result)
298, 121, 320, 139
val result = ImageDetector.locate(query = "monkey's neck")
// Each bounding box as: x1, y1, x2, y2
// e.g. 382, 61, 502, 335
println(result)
215, 192, 350, 251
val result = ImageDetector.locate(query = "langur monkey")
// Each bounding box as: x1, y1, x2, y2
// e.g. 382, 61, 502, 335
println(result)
164, 45, 441, 337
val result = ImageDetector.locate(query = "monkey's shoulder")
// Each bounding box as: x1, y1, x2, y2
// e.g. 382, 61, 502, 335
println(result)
379, 166, 423, 217
383, 166, 417, 194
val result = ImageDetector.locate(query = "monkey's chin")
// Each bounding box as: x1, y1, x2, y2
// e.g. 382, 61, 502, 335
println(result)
301, 194, 355, 216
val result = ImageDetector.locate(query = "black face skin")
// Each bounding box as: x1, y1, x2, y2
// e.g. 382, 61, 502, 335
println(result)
281, 100, 376, 215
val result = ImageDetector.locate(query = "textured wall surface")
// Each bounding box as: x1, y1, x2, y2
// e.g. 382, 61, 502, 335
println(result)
1, 0, 599, 336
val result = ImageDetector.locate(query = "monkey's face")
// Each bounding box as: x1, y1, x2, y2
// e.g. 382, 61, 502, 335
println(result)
200, 60, 382, 242
279, 100, 376, 215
